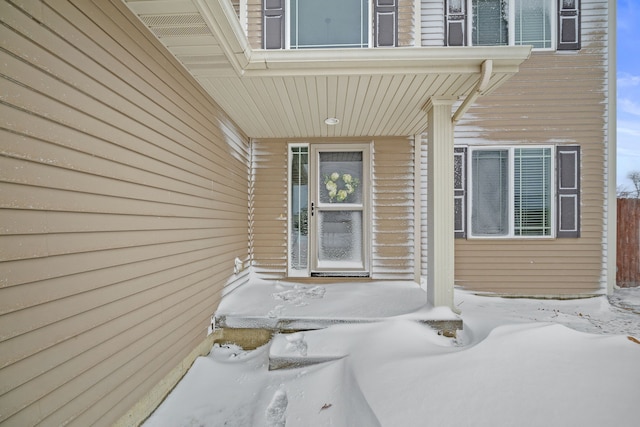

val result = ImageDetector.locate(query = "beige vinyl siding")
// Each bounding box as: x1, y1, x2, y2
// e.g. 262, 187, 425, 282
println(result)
371, 138, 416, 279
419, 133, 430, 278
231, 0, 241, 16
251, 138, 415, 280
398, 0, 416, 47
420, 0, 445, 46
1, 1, 249, 426
452, 1, 609, 295
247, 0, 262, 49
250, 140, 289, 277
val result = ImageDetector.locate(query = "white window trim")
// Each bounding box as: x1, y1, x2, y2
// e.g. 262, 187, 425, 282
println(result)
467, 145, 556, 239
285, 0, 374, 49
466, 0, 557, 51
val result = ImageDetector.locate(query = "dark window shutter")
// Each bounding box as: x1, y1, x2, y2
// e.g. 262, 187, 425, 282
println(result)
558, 0, 580, 50
263, 0, 284, 49
454, 147, 467, 238
556, 146, 580, 238
375, 0, 398, 47
445, 0, 467, 46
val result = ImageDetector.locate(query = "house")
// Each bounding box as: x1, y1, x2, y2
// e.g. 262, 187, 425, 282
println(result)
0, 0, 615, 425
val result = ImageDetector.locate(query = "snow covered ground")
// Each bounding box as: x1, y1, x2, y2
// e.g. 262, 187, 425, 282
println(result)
143, 287, 640, 427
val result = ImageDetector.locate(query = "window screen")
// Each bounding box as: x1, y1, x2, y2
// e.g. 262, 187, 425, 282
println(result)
472, 0, 508, 46
290, 0, 368, 49
471, 149, 509, 236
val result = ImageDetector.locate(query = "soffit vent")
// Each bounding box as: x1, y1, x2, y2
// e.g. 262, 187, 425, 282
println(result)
176, 55, 226, 64
139, 13, 211, 38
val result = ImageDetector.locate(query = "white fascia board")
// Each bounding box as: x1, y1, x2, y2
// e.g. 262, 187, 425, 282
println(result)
193, 0, 252, 71
245, 46, 531, 76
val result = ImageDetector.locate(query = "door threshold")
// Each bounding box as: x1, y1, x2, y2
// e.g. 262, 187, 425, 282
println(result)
311, 272, 370, 278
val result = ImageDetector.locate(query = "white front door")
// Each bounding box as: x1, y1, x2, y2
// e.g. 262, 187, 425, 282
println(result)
288, 143, 370, 277
308, 144, 370, 276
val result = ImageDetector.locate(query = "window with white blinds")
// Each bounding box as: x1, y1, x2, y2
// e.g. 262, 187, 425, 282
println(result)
514, 147, 552, 236
470, 0, 553, 49
514, 0, 553, 48
469, 147, 554, 238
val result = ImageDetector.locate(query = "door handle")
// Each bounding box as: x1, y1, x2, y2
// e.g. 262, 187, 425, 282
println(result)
310, 202, 315, 216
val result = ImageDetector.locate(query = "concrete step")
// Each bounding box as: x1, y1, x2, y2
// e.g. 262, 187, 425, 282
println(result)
215, 314, 462, 335
268, 331, 347, 370
212, 278, 463, 350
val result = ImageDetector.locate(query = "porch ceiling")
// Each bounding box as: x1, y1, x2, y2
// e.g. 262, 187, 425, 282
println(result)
124, 0, 531, 139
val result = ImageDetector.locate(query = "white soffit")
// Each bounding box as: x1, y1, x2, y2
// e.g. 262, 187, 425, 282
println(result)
123, 0, 531, 139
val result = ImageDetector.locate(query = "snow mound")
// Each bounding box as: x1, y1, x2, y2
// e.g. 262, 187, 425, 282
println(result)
145, 289, 640, 427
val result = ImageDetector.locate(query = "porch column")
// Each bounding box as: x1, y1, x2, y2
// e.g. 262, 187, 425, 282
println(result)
424, 97, 456, 309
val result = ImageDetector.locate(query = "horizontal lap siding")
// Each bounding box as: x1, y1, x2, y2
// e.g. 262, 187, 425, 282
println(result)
231, 0, 240, 16
419, 133, 429, 277
421, 0, 445, 46
0, 1, 249, 426
247, 0, 262, 49
398, 0, 416, 47
251, 139, 415, 280
371, 138, 416, 279
453, 0, 609, 295
250, 140, 288, 276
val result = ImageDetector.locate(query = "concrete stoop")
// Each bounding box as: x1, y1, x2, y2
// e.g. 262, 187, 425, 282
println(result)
213, 316, 463, 370
212, 279, 463, 361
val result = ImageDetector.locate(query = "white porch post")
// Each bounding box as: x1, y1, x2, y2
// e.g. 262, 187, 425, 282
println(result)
424, 97, 456, 309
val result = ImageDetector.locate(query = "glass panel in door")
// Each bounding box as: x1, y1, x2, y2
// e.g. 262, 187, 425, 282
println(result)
317, 210, 363, 269
312, 149, 367, 274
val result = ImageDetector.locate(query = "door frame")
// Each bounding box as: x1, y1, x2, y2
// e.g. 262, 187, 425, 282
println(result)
287, 142, 371, 277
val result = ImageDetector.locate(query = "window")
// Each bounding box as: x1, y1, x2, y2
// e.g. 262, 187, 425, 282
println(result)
455, 145, 580, 239
290, 0, 369, 49
445, 0, 580, 50
471, 0, 509, 47
263, 0, 398, 49
289, 145, 309, 274
513, 148, 553, 236
470, 147, 553, 237
470, 149, 511, 236
472, 0, 553, 48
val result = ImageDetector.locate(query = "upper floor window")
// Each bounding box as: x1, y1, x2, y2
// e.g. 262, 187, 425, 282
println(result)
472, 0, 552, 49
263, 0, 398, 49
446, 0, 580, 50
290, 0, 369, 49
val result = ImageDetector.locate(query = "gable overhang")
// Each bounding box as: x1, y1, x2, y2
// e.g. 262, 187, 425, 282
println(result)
124, 0, 531, 139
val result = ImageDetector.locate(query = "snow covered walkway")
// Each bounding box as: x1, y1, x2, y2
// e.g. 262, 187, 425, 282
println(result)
143, 288, 640, 427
